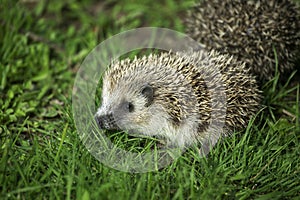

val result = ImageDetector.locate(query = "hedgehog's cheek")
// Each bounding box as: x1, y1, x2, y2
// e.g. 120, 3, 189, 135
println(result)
136, 109, 158, 123
132, 113, 149, 124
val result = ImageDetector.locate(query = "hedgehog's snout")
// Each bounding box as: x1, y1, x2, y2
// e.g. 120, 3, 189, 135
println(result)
95, 113, 119, 130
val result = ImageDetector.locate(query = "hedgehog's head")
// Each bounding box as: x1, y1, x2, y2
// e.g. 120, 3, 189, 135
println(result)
94, 59, 174, 137
95, 81, 157, 131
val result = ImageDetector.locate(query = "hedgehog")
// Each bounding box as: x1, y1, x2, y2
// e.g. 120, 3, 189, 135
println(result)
95, 50, 261, 153
185, 0, 300, 82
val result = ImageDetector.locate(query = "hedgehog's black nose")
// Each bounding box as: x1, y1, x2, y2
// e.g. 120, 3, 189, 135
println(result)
94, 114, 119, 130
95, 115, 107, 129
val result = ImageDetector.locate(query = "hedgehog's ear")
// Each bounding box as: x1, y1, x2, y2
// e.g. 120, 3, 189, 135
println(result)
141, 84, 154, 107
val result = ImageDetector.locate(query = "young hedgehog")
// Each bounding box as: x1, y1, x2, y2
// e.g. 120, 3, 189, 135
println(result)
95, 50, 261, 151
185, 0, 300, 81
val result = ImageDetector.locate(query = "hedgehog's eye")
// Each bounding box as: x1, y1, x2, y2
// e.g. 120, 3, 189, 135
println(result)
127, 102, 134, 112
123, 102, 134, 113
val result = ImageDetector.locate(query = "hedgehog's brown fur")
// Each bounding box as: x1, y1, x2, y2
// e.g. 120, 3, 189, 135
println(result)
185, 0, 300, 82
95, 50, 261, 150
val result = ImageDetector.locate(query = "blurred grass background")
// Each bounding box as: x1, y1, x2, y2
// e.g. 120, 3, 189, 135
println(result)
0, 0, 299, 199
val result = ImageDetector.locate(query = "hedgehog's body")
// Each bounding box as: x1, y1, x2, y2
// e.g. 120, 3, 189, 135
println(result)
95, 51, 261, 149
185, 0, 300, 81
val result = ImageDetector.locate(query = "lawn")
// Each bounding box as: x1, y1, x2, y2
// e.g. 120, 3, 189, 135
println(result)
1, 0, 300, 199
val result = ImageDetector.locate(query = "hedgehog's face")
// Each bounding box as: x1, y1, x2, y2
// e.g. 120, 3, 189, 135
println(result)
95, 82, 166, 136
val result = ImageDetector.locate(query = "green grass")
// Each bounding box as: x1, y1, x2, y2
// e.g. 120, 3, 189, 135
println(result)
1, 0, 300, 199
